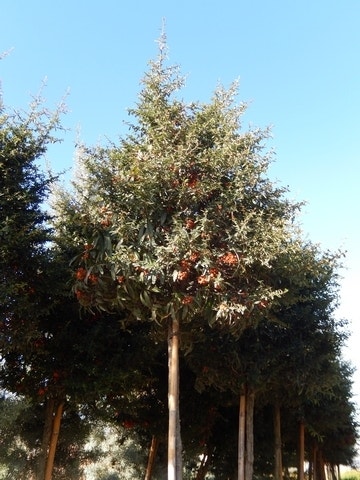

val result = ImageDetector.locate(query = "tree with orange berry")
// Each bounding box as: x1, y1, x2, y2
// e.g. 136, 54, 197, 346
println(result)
56, 38, 300, 480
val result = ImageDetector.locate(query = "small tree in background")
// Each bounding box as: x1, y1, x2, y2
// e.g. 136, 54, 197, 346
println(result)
0, 94, 67, 479
0, 95, 63, 342
251, 240, 352, 480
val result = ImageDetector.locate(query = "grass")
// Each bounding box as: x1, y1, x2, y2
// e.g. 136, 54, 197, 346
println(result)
341, 470, 360, 480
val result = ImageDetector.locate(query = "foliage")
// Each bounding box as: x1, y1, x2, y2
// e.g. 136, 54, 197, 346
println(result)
61, 44, 299, 340
0, 95, 65, 394
81, 421, 150, 480
0, 394, 31, 479
0, 97, 63, 310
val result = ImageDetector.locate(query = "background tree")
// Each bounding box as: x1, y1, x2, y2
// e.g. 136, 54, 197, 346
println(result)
0, 96, 67, 479
0, 95, 63, 346
0, 394, 32, 478
245, 240, 357, 479
0, 91, 157, 479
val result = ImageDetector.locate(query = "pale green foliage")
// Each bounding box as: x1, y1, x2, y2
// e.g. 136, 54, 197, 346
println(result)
341, 471, 360, 480
81, 421, 156, 480
0, 395, 34, 479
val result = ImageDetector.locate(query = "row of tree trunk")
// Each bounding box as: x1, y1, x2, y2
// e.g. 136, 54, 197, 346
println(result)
37, 324, 329, 480
145, 395, 333, 480
37, 394, 331, 480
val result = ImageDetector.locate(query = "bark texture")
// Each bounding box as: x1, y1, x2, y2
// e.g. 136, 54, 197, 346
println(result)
273, 402, 283, 480
44, 400, 64, 480
245, 391, 255, 480
238, 393, 246, 480
168, 317, 182, 480
145, 435, 159, 480
298, 421, 305, 480
37, 398, 55, 480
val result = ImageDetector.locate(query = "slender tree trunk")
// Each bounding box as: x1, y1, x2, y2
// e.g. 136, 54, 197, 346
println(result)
308, 457, 313, 480
312, 443, 318, 480
238, 393, 246, 480
298, 420, 305, 480
273, 401, 283, 480
168, 317, 182, 480
37, 398, 55, 480
145, 435, 159, 480
328, 463, 336, 480
176, 398, 182, 480
245, 390, 255, 480
44, 400, 64, 480
317, 449, 326, 480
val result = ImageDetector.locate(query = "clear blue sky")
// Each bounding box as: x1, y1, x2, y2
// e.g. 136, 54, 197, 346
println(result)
2, 0, 360, 403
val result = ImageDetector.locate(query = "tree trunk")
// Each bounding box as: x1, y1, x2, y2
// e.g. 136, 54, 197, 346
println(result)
176, 400, 182, 480
316, 448, 326, 480
245, 390, 255, 480
168, 317, 182, 480
312, 443, 318, 480
238, 393, 246, 480
44, 400, 64, 480
308, 457, 313, 480
328, 463, 337, 480
37, 398, 55, 480
273, 402, 283, 480
145, 435, 159, 480
298, 420, 305, 480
